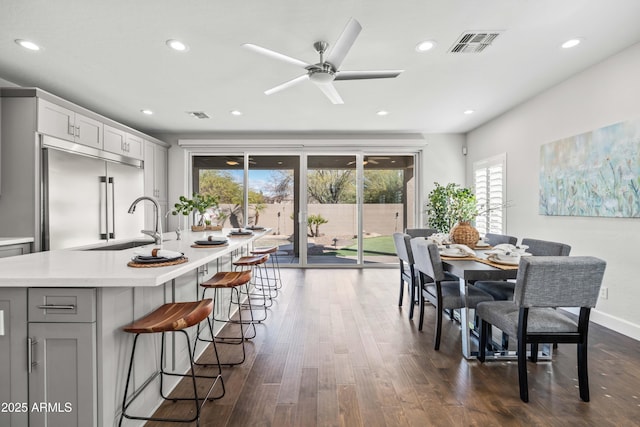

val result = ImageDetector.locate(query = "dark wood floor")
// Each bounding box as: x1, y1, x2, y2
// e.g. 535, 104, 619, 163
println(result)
148, 268, 640, 426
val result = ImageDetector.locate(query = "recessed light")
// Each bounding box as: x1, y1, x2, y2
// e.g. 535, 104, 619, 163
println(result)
15, 39, 40, 51
140, 109, 154, 115
561, 38, 582, 49
464, 109, 475, 115
230, 110, 243, 116
166, 39, 189, 52
415, 40, 437, 52
376, 110, 389, 116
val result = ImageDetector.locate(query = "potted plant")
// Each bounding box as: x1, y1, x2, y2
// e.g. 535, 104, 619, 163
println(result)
425, 182, 479, 246
172, 193, 219, 232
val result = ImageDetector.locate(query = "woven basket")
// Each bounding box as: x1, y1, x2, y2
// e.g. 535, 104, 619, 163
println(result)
451, 221, 479, 247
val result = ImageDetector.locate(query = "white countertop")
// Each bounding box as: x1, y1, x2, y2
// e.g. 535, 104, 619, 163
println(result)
0, 237, 35, 246
0, 229, 268, 288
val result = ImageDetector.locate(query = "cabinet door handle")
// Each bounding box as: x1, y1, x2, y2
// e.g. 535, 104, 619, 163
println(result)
36, 304, 76, 310
68, 123, 75, 136
28, 337, 38, 373
75, 126, 80, 137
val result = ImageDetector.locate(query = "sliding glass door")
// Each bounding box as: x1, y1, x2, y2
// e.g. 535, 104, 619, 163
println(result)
305, 155, 358, 265
362, 155, 415, 264
192, 152, 416, 267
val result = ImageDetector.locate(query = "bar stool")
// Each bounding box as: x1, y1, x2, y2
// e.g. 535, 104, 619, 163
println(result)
119, 299, 224, 426
196, 270, 255, 366
233, 254, 271, 320
251, 246, 283, 296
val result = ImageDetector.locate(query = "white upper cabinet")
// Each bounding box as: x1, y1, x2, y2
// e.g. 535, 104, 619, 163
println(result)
143, 140, 167, 201
37, 99, 103, 149
103, 125, 143, 160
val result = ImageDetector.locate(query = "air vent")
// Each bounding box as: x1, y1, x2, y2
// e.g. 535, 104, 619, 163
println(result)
449, 31, 502, 53
187, 111, 210, 119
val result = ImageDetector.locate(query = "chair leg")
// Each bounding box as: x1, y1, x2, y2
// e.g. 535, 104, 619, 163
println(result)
577, 340, 590, 401
434, 304, 442, 351
418, 290, 425, 331
398, 269, 404, 307
478, 319, 487, 362
517, 308, 529, 402
530, 343, 539, 362
408, 277, 416, 319
517, 334, 529, 402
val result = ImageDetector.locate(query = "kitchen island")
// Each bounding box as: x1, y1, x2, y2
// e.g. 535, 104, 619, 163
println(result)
0, 229, 269, 427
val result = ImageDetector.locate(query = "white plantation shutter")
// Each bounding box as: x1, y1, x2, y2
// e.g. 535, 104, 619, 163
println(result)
473, 154, 506, 235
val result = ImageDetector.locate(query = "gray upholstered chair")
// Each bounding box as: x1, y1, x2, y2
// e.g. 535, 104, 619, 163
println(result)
484, 233, 517, 246
476, 238, 571, 301
410, 238, 493, 350
405, 228, 437, 238
392, 233, 418, 319
477, 256, 606, 402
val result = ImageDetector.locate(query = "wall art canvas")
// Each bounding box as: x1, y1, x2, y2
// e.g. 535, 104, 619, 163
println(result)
539, 119, 640, 217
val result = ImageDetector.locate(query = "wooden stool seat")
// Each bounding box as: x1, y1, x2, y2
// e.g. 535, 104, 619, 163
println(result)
233, 254, 268, 266
251, 246, 277, 255
122, 299, 213, 334
202, 271, 252, 288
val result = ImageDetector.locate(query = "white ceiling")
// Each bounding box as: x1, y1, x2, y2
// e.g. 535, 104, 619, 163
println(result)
1, 0, 640, 136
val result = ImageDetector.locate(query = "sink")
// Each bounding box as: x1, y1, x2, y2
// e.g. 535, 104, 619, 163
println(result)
83, 240, 155, 251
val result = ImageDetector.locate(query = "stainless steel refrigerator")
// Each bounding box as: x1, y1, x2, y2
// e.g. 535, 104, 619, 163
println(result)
42, 136, 145, 250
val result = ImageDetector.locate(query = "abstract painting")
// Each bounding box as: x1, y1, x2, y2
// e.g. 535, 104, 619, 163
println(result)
539, 119, 640, 217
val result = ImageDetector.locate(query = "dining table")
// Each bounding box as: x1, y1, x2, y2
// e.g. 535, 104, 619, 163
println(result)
440, 248, 529, 360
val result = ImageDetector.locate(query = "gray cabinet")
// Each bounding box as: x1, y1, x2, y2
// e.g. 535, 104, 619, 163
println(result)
104, 125, 143, 160
28, 288, 97, 427
0, 288, 29, 427
37, 98, 103, 149
144, 140, 168, 230
0, 242, 32, 258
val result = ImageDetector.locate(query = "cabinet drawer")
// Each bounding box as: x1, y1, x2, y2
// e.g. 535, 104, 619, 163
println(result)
28, 288, 96, 323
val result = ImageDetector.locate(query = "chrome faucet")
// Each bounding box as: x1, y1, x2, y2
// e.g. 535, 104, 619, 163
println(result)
127, 196, 163, 245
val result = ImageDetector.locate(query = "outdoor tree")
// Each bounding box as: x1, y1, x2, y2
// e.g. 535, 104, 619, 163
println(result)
198, 170, 265, 227
307, 170, 356, 203
364, 170, 404, 203
267, 170, 293, 202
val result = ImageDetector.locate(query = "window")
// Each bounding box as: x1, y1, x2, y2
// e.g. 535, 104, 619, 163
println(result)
473, 153, 506, 235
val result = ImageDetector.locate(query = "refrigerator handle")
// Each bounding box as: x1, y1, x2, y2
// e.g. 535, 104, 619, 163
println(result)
100, 176, 108, 240
109, 177, 116, 239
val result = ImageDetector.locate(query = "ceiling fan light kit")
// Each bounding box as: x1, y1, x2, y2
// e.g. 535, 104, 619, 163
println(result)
243, 18, 404, 104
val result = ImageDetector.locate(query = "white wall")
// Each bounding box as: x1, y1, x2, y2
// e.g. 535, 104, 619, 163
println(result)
421, 134, 466, 226
466, 42, 640, 340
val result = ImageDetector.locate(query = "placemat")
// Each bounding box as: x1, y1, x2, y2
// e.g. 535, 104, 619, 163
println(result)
440, 255, 477, 261
475, 257, 519, 270
190, 243, 229, 248
127, 257, 189, 268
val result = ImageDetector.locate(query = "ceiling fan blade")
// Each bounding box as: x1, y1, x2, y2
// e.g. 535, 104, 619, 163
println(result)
326, 18, 362, 69
315, 82, 344, 104
264, 74, 309, 95
334, 70, 404, 80
243, 43, 311, 69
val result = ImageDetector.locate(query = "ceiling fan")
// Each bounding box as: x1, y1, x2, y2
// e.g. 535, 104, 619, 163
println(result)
243, 18, 404, 104
347, 156, 390, 165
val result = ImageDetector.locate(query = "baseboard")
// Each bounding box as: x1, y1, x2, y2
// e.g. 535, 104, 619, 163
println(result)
562, 307, 640, 341
590, 309, 640, 341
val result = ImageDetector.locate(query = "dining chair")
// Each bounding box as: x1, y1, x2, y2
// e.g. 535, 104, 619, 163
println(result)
392, 232, 418, 319
475, 238, 571, 301
405, 228, 437, 238
476, 256, 606, 402
484, 233, 517, 246
410, 238, 493, 350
